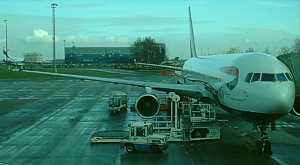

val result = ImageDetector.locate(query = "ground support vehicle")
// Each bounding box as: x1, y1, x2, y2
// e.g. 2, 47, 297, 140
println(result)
108, 91, 128, 114
120, 122, 168, 152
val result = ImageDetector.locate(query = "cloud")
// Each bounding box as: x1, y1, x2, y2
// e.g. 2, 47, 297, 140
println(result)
66, 2, 108, 9
61, 16, 212, 28
0, 38, 5, 44
24, 29, 54, 43
65, 35, 94, 43
64, 35, 130, 46
102, 16, 212, 27
257, 0, 292, 8
244, 38, 251, 43
133, 27, 179, 33
232, 27, 294, 36
105, 36, 129, 43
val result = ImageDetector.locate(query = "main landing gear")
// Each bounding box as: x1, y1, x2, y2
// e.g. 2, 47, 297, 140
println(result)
256, 124, 272, 155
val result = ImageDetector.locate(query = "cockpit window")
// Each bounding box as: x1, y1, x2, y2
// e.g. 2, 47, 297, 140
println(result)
245, 73, 253, 83
285, 73, 293, 81
261, 73, 276, 82
251, 73, 261, 82
248, 72, 293, 83
276, 73, 287, 82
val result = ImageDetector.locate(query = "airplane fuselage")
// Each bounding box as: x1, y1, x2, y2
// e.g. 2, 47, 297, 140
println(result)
182, 53, 295, 123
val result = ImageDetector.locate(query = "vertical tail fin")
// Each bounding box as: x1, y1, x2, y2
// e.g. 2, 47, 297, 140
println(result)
188, 6, 197, 58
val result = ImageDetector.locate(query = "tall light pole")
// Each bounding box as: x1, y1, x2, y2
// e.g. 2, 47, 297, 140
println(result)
3, 20, 10, 70
63, 40, 66, 63
4, 20, 8, 61
51, 3, 58, 72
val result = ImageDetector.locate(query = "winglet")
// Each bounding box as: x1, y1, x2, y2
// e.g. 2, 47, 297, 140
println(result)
188, 6, 197, 58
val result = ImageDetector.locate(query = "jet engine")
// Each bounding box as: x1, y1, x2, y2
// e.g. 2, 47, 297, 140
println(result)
135, 94, 160, 118
290, 108, 300, 117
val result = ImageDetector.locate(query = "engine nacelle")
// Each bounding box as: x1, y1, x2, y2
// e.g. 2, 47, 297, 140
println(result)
290, 108, 300, 117
135, 94, 160, 118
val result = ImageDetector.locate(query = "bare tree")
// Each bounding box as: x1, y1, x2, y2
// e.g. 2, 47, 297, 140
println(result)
131, 37, 166, 64
225, 47, 240, 54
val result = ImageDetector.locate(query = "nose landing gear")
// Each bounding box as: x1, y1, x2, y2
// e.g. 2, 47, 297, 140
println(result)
256, 124, 272, 155
256, 137, 272, 155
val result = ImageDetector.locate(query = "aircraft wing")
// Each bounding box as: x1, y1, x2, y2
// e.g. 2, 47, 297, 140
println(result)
135, 63, 183, 71
23, 70, 209, 98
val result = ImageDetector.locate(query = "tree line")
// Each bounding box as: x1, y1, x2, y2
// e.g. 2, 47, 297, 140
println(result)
225, 37, 300, 55
130, 36, 300, 64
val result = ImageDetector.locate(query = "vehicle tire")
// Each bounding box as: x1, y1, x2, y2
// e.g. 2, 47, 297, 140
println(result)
256, 140, 263, 153
121, 107, 126, 112
191, 128, 209, 138
263, 141, 272, 155
125, 144, 135, 152
151, 145, 161, 152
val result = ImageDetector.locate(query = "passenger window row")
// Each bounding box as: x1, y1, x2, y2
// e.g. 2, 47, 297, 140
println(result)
245, 72, 293, 83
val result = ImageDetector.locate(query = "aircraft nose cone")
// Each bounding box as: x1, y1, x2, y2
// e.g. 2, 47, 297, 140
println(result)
271, 85, 295, 114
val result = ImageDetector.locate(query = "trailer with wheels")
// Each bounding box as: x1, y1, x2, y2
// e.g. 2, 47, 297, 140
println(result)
120, 122, 168, 152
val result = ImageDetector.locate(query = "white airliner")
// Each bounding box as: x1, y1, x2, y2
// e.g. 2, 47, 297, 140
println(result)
23, 7, 297, 154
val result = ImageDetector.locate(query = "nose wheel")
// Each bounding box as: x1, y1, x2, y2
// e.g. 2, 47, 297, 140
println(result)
256, 124, 272, 155
256, 138, 272, 155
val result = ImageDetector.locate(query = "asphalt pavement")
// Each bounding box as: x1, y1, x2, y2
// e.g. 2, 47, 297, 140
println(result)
0, 71, 299, 165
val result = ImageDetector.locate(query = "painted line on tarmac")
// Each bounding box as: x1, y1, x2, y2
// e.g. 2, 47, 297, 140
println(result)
0, 97, 39, 100
0, 163, 10, 165
271, 156, 287, 165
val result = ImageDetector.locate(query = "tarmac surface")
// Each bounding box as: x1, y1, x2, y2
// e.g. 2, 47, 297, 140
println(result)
0, 70, 299, 165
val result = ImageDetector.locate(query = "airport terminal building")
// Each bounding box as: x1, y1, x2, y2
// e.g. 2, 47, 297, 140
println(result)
23, 52, 43, 63
65, 47, 134, 64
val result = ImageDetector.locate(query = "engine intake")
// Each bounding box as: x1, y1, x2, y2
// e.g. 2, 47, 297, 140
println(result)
135, 94, 160, 118
290, 108, 300, 117
290, 97, 300, 117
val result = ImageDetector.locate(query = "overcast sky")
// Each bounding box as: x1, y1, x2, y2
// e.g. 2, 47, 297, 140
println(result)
0, 0, 299, 60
